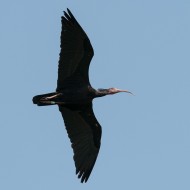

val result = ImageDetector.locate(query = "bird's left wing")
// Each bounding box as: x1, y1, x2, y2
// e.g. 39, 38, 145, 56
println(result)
59, 103, 102, 183
57, 9, 94, 91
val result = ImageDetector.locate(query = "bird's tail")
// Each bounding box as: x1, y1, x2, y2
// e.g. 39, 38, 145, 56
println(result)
32, 92, 58, 106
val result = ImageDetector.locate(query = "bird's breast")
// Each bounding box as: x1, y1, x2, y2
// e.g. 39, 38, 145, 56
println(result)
58, 86, 93, 104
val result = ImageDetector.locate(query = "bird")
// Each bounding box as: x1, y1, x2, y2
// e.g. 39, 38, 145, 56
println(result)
33, 8, 133, 183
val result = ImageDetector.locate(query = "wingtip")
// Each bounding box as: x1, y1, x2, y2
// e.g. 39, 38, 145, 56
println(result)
63, 8, 71, 16
76, 169, 79, 175
81, 174, 90, 183
63, 8, 70, 15
66, 8, 74, 19
67, 8, 72, 14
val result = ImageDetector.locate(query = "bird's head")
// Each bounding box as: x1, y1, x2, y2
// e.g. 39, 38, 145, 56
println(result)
107, 88, 134, 95
97, 88, 134, 96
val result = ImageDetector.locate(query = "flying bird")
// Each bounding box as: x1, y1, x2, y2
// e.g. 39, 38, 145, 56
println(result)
33, 8, 132, 183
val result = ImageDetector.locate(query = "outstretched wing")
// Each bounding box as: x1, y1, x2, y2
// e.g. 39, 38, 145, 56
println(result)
59, 103, 102, 183
57, 9, 94, 91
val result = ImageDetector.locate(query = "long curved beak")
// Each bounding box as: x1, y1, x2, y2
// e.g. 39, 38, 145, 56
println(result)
117, 89, 135, 95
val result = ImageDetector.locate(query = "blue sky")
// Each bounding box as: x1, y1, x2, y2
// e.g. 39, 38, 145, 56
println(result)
1, 0, 190, 189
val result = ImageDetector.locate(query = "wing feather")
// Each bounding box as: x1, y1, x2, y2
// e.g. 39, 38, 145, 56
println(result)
59, 103, 101, 183
57, 9, 94, 91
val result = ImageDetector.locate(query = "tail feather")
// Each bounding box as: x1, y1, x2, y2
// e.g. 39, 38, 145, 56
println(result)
32, 92, 57, 106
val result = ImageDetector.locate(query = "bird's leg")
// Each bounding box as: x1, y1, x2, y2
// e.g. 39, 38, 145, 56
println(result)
39, 93, 65, 105
41, 93, 62, 100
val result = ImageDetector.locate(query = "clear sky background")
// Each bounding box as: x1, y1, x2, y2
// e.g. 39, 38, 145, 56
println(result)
0, 0, 190, 189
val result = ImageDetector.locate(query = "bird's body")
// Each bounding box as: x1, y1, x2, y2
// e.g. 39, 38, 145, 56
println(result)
33, 9, 132, 183
33, 78, 104, 107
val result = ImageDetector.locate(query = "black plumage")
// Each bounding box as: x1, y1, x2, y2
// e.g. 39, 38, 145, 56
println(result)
33, 8, 132, 183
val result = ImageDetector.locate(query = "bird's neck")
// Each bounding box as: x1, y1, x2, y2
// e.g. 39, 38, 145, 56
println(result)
94, 89, 109, 98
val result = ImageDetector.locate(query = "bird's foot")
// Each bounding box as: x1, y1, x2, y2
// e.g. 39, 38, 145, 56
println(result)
41, 93, 62, 100
40, 100, 56, 105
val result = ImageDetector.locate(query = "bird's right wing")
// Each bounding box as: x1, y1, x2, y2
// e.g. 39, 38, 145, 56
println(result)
59, 103, 102, 183
57, 9, 94, 91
